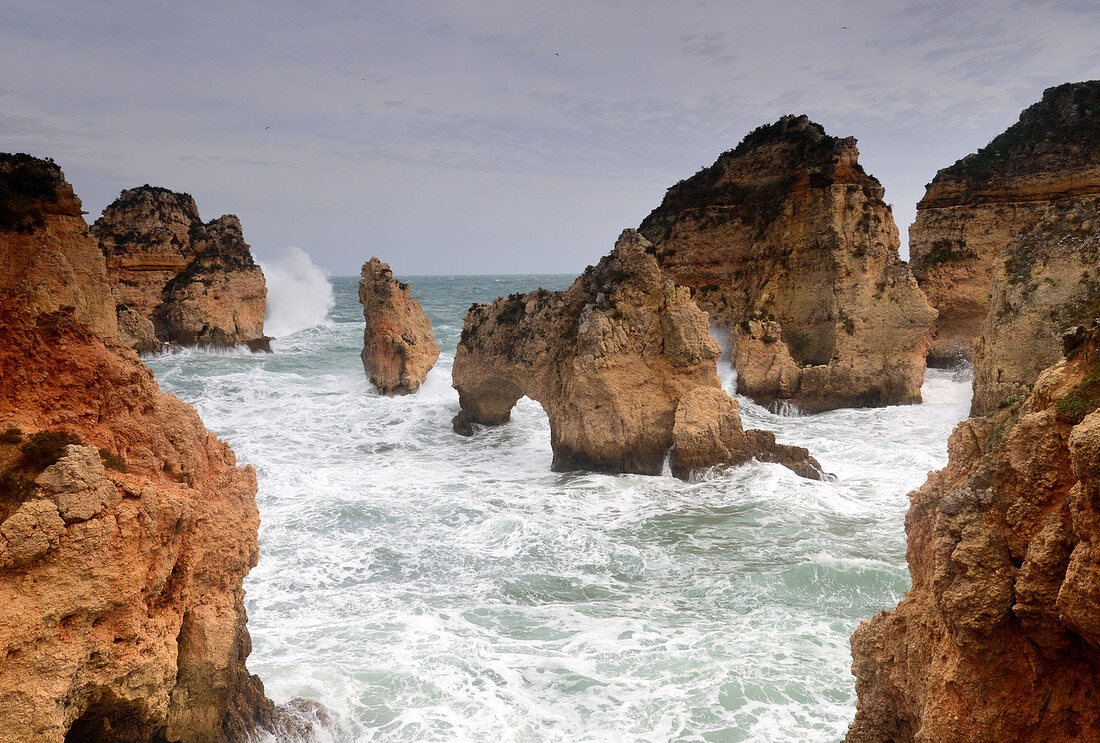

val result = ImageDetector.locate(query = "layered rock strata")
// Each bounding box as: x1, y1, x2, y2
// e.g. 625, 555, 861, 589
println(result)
0, 154, 117, 339
359, 257, 440, 395
0, 157, 305, 742
639, 115, 936, 413
92, 186, 270, 352
452, 229, 825, 480
971, 198, 1100, 415
910, 80, 1100, 365
847, 323, 1100, 742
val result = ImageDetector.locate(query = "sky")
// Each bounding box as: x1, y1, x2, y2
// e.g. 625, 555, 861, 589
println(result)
2, 1, 1099, 276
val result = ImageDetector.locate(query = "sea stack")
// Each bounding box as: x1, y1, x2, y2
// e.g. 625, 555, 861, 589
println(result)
910, 80, 1100, 366
358, 257, 440, 395
639, 115, 936, 413
92, 185, 271, 352
452, 229, 825, 480
0, 156, 307, 741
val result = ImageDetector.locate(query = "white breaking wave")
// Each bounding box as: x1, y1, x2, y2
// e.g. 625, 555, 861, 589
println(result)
261, 247, 336, 338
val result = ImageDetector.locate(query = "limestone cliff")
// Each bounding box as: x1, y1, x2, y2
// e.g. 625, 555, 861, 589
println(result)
0, 154, 117, 339
639, 115, 936, 413
93, 186, 269, 352
911, 80, 1100, 365
0, 161, 307, 741
970, 198, 1100, 415
452, 229, 824, 480
359, 257, 439, 395
847, 323, 1100, 742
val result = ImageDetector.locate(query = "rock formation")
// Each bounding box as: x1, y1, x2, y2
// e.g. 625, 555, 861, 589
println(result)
847, 323, 1100, 742
971, 198, 1100, 415
910, 80, 1100, 365
452, 229, 825, 480
0, 157, 307, 741
93, 186, 270, 352
0, 154, 117, 339
359, 257, 440, 395
639, 115, 936, 413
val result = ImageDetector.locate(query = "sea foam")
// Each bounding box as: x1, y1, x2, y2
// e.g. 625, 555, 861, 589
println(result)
261, 247, 336, 338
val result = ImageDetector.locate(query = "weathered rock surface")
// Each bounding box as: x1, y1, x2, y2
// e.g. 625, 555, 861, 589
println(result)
359, 257, 440, 395
93, 186, 269, 351
971, 198, 1100, 415
639, 115, 935, 413
0, 305, 313, 743
0, 154, 118, 339
0, 164, 309, 741
452, 229, 824, 480
911, 80, 1100, 365
846, 324, 1100, 742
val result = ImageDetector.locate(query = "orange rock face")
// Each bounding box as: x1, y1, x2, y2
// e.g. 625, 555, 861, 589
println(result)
0, 154, 117, 339
358, 257, 440, 395
910, 80, 1100, 365
846, 328, 1100, 741
93, 186, 269, 351
639, 116, 935, 413
452, 229, 824, 479
0, 158, 302, 741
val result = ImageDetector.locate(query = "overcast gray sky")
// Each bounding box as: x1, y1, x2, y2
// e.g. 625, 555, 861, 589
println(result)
3, 1, 1098, 275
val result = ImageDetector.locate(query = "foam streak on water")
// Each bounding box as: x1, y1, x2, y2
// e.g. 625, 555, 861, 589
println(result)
147, 276, 971, 743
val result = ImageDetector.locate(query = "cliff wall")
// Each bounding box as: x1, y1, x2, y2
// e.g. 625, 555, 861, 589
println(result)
0, 157, 301, 742
910, 81, 1100, 365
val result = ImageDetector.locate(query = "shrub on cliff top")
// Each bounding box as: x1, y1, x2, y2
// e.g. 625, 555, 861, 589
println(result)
20, 430, 82, 470
0, 153, 64, 233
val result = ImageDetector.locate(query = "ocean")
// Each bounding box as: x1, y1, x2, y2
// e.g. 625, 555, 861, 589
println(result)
145, 259, 971, 743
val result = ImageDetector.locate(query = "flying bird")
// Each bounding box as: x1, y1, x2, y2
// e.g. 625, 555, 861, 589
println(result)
841, 26, 848, 29
265, 126, 270, 130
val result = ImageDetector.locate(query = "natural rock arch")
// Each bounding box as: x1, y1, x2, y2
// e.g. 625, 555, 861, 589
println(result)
452, 229, 825, 480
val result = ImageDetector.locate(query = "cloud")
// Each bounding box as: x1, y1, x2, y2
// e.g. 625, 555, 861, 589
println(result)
1, 0, 1098, 273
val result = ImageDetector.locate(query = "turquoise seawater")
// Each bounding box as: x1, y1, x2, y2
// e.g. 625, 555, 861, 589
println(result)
145, 271, 971, 743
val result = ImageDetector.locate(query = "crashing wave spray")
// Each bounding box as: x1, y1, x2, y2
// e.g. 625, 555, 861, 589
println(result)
260, 247, 336, 337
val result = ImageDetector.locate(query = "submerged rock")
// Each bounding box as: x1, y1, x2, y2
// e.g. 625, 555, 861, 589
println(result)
0, 154, 118, 339
846, 327, 1100, 739
639, 115, 936, 413
910, 80, 1100, 366
452, 229, 824, 480
93, 186, 269, 351
358, 257, 440, 395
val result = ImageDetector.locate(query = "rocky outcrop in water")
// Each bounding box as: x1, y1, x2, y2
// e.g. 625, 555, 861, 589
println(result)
452, 229, 824, 480
93, 186, 270, 352
910, 80, 1100, 366
0, 161, 307, 741
639, 115, 935, 413
847, 333, 1100, 737
359, 257, 439, 395
0, 154, 118, 339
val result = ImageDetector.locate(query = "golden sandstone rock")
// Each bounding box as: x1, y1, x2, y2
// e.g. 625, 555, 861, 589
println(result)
358, 257, 440, 395
910, 81, 1100, 367
640, 115, 935, 413
0, 156, 303, 742
452, 229, 824, 480
93, 186, 270, 352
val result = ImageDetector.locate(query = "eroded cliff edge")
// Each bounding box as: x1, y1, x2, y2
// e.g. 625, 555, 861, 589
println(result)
0, 157, 306, 742
847, 323, 1100, 742
639, 115, 935, 413
452, 229, 825, 480
359, 257, 439, 395
93, 185, 270, 352
910, 80, 1100, 365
